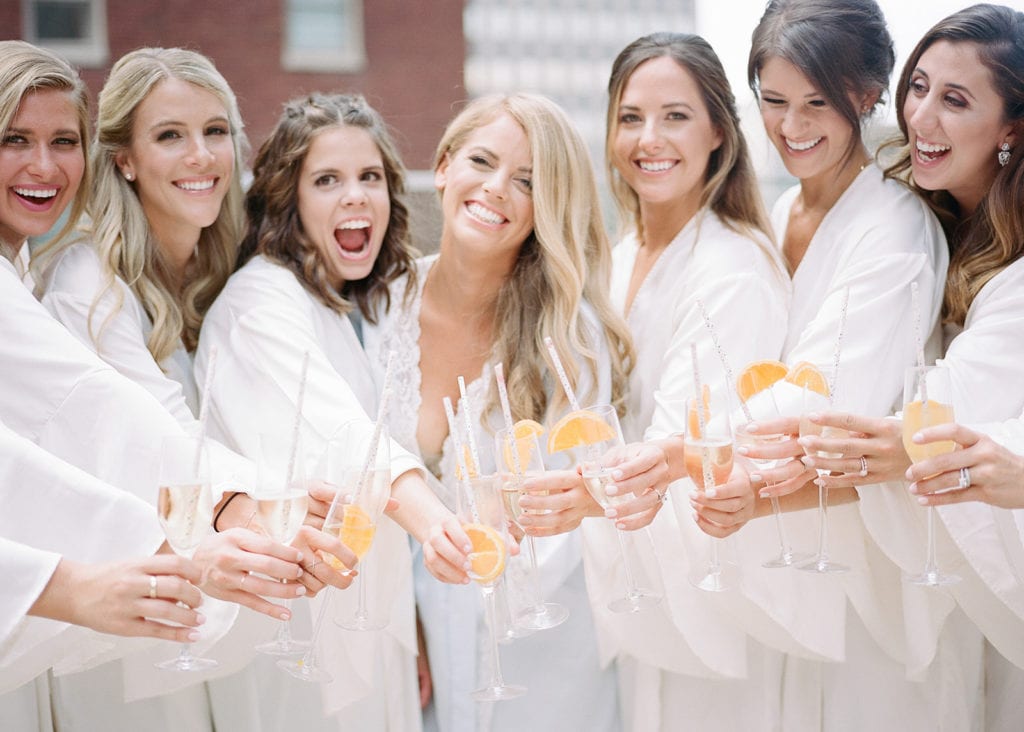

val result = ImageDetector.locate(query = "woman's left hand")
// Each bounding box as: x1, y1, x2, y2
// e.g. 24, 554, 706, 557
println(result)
516, 469, 604, 537
797, 412, 910, 488
907, 423, 1024, 509
689, 463, 756, 538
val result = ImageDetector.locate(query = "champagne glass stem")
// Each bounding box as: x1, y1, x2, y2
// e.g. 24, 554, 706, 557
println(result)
274, 593, 296, 645
524, 535, 543, 609
300, 589, 333, 669
923, 507, 938, 577
769, 495, 792, 559
482, 586, 506, 688
815, 475, 830, 562
355, 555, 369, 622
708, 535, 722, 575
615, 529, 643, 600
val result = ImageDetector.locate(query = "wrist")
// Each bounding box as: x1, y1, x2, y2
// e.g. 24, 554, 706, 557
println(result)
213, 492, 255, 531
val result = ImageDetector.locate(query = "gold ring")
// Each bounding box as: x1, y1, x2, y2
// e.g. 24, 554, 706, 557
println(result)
149, 575, 158, 599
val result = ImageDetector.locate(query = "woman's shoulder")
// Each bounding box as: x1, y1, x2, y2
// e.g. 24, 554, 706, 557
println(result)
691, 212, 784, 278
43, 240, 115, 295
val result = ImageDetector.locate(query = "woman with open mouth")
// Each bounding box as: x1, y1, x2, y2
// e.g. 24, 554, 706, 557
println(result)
741, 0, 981, 730
363, 93, 633, 732
807, 5, 1024, 728
198, 92, 470, 731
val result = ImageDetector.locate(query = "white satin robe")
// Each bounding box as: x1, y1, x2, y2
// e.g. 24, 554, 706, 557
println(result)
601, 210, 804, 731
363, 255, 621, 732
197, 254, 423, 732
773, 164, 984, 731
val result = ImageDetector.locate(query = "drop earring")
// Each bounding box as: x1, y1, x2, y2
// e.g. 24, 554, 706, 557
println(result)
998, 142, 1011, 167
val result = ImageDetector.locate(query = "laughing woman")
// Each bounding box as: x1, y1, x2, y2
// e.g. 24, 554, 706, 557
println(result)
363, 93, 632, 732
197, 92, 469, 731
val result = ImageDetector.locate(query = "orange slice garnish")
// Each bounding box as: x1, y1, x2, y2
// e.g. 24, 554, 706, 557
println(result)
784, 361, 830, 397
736, 360, 788, 402
546, 410, 616, 454
454, 443, 479, 480
501, 419, 544, 471
687, 384, 712, 438
463, 522, 506, 584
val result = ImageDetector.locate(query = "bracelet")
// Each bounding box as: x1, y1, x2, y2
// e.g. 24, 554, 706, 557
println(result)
213, 491, 242, 532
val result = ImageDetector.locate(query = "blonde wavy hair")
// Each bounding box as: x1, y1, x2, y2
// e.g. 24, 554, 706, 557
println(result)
0, 41, 89, 258
238, 92, 416, 321
607, 33, 777, 264
69, 48, 246, 362
883, 4, 1024, 326
435, 94, 634, 423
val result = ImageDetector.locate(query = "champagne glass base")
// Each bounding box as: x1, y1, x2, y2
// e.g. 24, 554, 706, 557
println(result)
471, 683, 527, 702
689, 561, 738, 592
906, 570, 961, 587
762, 550, 813, 569
277, 657, 332, 683
156, 655, 218, 672
608, 590, 661, 613
515, 602, 569, 631
499, 623, 535, 643
336, 615, 390, 632
255, 638, 312, 656
795, 557, 849, 574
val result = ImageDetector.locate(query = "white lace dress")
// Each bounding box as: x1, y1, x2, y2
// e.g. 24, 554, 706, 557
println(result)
363, 255, 621, 732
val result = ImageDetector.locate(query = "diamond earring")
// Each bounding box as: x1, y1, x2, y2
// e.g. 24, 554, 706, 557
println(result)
998, 142, 1011, 167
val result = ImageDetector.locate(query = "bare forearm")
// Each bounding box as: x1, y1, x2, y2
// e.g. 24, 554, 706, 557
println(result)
752, 480, 859, 518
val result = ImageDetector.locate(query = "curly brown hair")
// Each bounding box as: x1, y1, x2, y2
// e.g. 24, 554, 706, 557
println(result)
238, 92, 415, 322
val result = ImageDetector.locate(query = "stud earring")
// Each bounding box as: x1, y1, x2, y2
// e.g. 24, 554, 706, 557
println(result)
124, 171, 134, 181
999, 142, 1011, 167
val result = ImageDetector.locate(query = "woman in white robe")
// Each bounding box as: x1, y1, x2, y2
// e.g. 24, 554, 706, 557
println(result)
198, 92, 470, 731
575, 33, 802, 731
363, 94, 633, 732
812, 7, 1024, 727
743, 2, 981, 729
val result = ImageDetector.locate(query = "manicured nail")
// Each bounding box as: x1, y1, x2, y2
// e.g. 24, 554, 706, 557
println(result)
759, 490, 771, 498
916, 496, 928, 505
615, 521, 626, 530
688, 490, 700, 499
912, 432, 925, 444
746, 423, 759, 433
195, 613, 207, 625
605, 483, 619, 496
797, 437, 812, 448
294, 552, 304, 563
278, 609, 291, 621
612, 469, 624, 480
749, 473, 762, 483
187, 631, 202, 642
295, 585, 306, 596
604, 508, 617, 519
809, 412, 822, 421
801, 456, 816, 468
736, 446, 750, 456
705, 488, 717, 499
692, 512, 700, 524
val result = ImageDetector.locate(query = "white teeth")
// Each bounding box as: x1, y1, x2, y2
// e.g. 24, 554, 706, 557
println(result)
176, 179, 215, 191
14, 187, 57, 198
638, 160, 674, 172
338, 219, 370, 230
466, 202, 505, 225
916, 140, 950, 154
785, 137, 822, 151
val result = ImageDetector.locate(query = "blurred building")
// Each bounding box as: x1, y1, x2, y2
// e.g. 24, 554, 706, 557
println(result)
3, 0, 466, 250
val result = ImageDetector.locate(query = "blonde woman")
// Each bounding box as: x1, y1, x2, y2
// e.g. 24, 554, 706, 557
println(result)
364, 93, 632, 732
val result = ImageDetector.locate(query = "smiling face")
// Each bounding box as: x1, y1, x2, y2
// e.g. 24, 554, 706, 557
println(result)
611, 55, 722, 219
0, 89, 85, 248
116, 77, 234, 258
297, 124, 390, 289
435, 113, 534, 262
758, 56, 868, 185
903, 40, 1016, 214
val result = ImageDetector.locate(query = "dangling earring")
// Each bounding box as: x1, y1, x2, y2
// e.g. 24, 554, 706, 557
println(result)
998, 142, 1011, 167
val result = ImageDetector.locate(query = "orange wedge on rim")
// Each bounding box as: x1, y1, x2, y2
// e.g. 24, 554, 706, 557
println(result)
464, 522, 506, 584
736, 360, 788, 402
454, 443, 479, 481
501, 419, 544, 471
687, 384, 712, 438
784, 361, 830, 397
547, 409, 616, 453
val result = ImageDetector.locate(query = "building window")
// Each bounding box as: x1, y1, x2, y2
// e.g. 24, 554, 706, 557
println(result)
282, 0, 366, 73
22, 0, 108, 67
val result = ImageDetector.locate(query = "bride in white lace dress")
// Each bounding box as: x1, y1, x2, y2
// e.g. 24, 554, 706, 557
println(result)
364, 93, 633, 732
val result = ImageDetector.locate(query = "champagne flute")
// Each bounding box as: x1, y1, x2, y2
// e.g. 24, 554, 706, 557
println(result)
254, 433, 311, 655
494, 427, 569, 631
683, 393, 737, 592
329, 425, 391, 630
458, 471, 527, 701
902, 365, 960, 586
796, 384, 850, 574
578, 404, 662, 612
156, 435, 218, 671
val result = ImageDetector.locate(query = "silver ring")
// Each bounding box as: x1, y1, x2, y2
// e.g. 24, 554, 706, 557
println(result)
859, 456, 868, 478
148, 575, 158, 599
239, 572, 248, 588
307, 559, 321, 574
655, 488, 667, 504
959, 467, 971, 490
